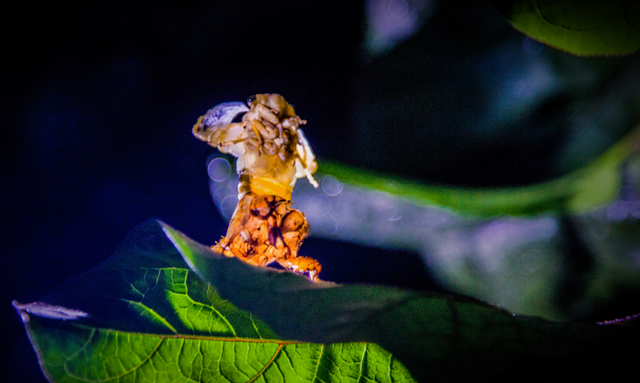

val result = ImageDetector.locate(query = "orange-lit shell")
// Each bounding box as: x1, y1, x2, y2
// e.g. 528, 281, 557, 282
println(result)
211, 193, 319, 280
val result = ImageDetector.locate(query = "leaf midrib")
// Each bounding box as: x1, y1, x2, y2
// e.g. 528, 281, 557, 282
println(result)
63, 321, 303, 345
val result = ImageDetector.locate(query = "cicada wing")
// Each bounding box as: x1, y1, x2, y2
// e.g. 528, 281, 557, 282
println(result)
202, 101, 249, 128
192, 101, 249, 144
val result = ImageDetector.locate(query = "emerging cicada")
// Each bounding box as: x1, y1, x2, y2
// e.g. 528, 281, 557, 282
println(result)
193, 94, 321, 281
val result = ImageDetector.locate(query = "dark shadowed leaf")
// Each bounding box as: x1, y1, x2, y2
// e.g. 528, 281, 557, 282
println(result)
489, 0, 640, 55
15, 221, 640, 382
172, 222, 640, 381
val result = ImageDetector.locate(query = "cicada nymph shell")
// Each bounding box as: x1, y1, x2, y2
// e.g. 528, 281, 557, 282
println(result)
193, 93, 321, 281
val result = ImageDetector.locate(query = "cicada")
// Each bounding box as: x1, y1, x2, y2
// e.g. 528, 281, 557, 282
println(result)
193, 94, 321, 281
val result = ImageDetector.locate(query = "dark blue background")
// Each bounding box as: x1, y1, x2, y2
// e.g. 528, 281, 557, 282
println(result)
3, 1, 639, 381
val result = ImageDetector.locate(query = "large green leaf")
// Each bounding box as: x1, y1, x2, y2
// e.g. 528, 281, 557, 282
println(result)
13, 221, 414, 383
15, 221, 640, 382
488, 0, 640, 56
318, 124, 640, 216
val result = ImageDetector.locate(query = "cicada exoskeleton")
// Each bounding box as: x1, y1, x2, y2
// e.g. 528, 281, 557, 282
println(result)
193, 94, 321, 281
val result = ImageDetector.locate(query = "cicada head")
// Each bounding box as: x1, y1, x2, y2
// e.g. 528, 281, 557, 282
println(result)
247, 93, 297, 119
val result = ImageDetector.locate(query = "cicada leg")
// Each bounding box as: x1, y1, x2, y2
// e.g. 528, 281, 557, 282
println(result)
278, 256, 322, 282
275, 208, 321, 281
212, 193, 262, 259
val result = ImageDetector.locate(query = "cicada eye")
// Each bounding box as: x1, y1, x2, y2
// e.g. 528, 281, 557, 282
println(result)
246, 95, 256, 105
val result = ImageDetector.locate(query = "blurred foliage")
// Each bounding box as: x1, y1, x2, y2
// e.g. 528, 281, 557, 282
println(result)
352, 1, 640, 187
488, 0, 640, 56
321, 122, 640, 216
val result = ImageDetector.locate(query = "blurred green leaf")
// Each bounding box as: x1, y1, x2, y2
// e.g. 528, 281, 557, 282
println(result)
488, 0, 640, 56
15, 221, 640, 382
320, 124, 640, 216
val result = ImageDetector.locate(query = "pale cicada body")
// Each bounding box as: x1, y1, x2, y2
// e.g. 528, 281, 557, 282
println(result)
193, 94, 321, 281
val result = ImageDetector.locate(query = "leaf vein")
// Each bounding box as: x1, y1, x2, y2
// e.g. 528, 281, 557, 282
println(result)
119, 298, 178, 334
357, 343, 367, 383
247, 344, 283, 383
311, 344, 324, 383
